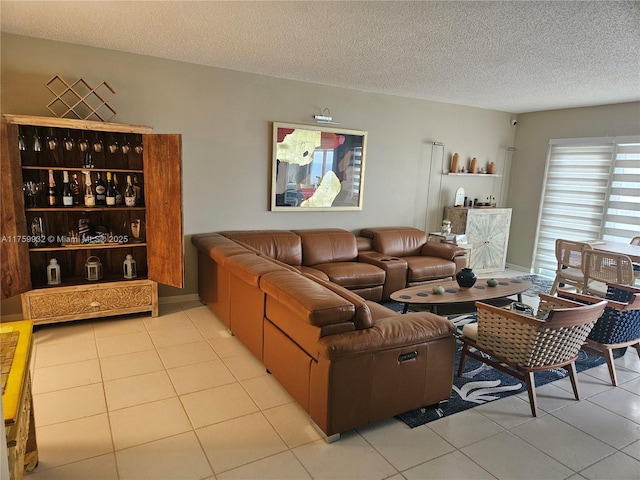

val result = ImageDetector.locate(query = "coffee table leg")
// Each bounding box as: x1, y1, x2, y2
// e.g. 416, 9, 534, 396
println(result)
403, 304, 409, 314
517, 293, 523, 303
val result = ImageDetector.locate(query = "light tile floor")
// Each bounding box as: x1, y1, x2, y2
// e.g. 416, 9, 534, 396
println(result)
24, 272, 640, 480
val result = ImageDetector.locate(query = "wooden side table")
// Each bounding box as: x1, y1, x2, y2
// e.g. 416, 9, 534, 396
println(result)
2, 320, 38, 480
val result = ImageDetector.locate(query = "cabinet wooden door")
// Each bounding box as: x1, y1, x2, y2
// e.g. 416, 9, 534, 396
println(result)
145, 134, 184, 288
1, 122, 31, 299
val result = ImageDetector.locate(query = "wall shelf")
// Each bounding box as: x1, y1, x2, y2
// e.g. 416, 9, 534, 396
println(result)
444, 172, 502, 177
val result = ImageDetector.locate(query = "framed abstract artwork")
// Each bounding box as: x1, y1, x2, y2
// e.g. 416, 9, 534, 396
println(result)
270, 122, 367, 211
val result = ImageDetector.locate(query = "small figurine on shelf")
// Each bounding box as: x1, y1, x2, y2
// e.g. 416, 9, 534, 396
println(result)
488, 161, 496, 174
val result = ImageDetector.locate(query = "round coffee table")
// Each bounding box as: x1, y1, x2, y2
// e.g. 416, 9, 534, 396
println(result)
390, 278, 532, 314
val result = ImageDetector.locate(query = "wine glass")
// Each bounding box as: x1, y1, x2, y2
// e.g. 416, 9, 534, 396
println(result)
46, 128, 58, 150
78, 133, 89, 152
18, 134, 26, 151
63, 130, 75, 151
134, 135, 143, 155
23, 181, 45, 208
108, 134, 119, 154
33, 128, 42, 152
93, 133, 103, 153
121, 135, 130, 154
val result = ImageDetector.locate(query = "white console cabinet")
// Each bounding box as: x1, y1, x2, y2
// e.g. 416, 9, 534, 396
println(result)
443, 207, 512, 273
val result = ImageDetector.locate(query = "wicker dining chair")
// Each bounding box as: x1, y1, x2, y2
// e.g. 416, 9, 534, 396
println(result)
558, 283, 640, 386
582, 250, 634, 297
458, 294, 607, 416
631, 236, 640, 285
549, 239, 593, 295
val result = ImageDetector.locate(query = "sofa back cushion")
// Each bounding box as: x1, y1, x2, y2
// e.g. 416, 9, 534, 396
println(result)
294, 229, 358, 266
221, 230, 302, 266
360, 227, 427, 257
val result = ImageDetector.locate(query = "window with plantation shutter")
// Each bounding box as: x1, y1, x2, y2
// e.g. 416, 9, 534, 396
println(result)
532, 136, 640, 277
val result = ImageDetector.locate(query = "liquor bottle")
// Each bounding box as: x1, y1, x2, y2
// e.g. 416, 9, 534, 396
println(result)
62, 170, 73, 207
84, 172, 95, 207
113, 173, 123, 205
124, 175, 136, 207
47, 169, 58, 206
84, 151, 94, 169
132, 175, 142, 206
70, 173, 81, 205
105, 172, 116, 207
95, 172, 106, 205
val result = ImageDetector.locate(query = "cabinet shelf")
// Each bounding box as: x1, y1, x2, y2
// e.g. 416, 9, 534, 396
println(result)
30, 242, 146, 252
22, 166, 144, 174
25, 207, 145, 212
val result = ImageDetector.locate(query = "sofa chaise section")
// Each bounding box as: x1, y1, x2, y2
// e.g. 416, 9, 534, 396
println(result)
260, 269, 456, 437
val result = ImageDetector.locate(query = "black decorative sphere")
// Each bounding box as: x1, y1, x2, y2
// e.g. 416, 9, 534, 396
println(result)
456, 268, 477, 288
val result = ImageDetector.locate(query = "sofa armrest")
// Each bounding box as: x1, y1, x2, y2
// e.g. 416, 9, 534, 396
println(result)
421, 241, 468, 261
359, 252, 408, 301
317, 312, 454, 361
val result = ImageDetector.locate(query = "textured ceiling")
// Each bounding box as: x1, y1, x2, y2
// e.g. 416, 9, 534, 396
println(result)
1, 1, 639, 114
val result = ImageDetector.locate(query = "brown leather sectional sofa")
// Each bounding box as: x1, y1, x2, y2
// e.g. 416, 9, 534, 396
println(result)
191, 227, 466, 439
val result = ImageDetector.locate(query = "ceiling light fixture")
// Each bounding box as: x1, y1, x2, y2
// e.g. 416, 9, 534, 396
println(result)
314, 108, 340, 125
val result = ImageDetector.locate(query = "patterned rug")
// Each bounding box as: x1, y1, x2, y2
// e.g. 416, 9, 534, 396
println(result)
395, 314, 617, 428
385, 274, 617, 428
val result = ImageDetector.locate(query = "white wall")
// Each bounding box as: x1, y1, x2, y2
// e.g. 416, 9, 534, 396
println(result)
507, 102, 640, 270
1, 33, 518, 315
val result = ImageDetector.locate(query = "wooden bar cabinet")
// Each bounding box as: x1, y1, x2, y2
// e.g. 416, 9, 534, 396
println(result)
1, 115, 184, 325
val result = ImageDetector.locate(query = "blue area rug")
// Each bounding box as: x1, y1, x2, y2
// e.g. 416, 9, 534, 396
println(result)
396, 314, 617, 428
387, 275, 618, 428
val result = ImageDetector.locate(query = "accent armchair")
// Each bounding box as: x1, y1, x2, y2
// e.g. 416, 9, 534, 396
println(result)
458, 294, 607, 416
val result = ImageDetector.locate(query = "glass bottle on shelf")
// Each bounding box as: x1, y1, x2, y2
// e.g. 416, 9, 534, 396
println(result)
113, 173, 123, 205
47, 169, 58, 206
84, 171, 96, 207
132, 175, 142, 206
95, 172, 106, 205
105, 172, 116, 207
70, 173, 81, 205
62, 170, 73, 207
83, 151, 94, 169
124, 175, 136, 207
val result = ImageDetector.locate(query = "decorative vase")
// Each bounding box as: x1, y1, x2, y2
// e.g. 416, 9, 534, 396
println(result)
456, 267, 477, 288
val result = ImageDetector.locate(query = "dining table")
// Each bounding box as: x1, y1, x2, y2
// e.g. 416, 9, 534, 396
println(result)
587, 240, 640, 263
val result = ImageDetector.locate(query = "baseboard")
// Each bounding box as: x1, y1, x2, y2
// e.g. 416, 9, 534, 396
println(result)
505, 263, 531, 273
159, 294, 201, 304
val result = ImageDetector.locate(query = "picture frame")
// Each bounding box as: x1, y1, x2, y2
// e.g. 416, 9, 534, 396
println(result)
271, 122, 367, 211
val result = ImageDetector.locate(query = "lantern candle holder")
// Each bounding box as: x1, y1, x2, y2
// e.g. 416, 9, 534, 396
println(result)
47, 258, 61, 285
123, 254, 137, 279
85, 256, 103, 281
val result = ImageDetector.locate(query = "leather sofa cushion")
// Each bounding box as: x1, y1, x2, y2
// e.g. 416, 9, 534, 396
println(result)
312, 262, 385, 289
224, 253, 287, 287
317, 313, 455, 361
261, 270, 355, 327
406, 256, 457, 282
294, 229, 358, 266
360, 227, 427, 257
296, 266, 331, 281
191, 233, 249, 262
221, 230, 302, 266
